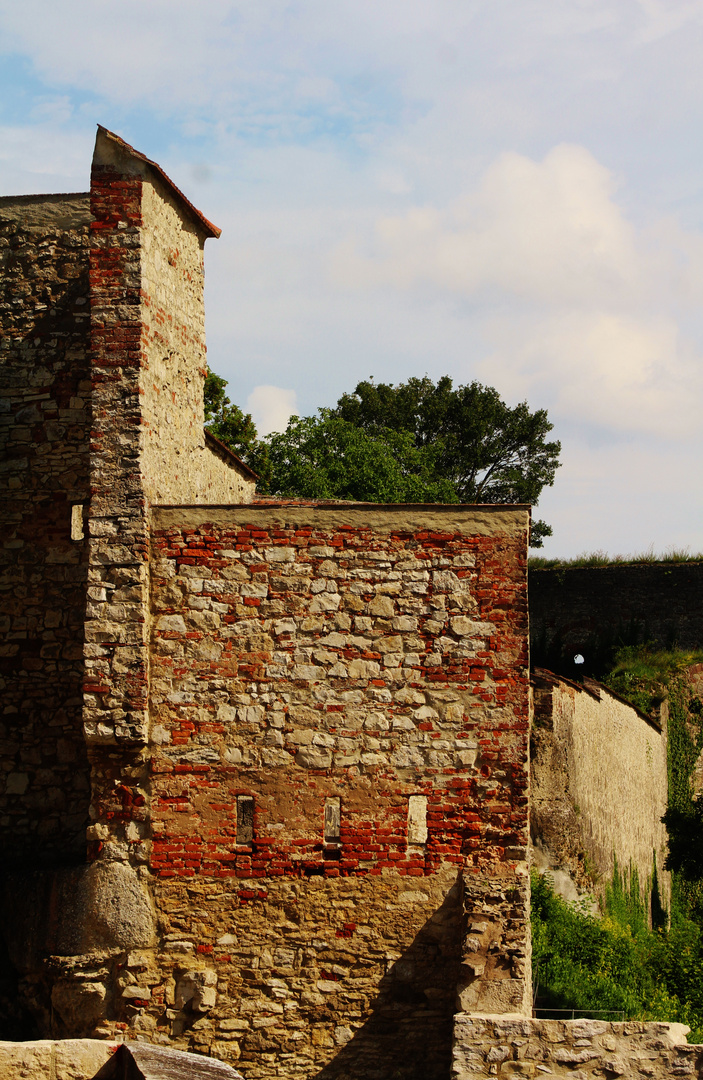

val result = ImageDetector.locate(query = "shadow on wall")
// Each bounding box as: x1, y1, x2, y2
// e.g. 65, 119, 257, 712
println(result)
312, 876, 463, 1080
0, 262, 94, 867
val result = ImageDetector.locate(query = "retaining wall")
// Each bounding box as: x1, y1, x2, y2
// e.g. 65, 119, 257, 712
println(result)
531, 670, 669, 910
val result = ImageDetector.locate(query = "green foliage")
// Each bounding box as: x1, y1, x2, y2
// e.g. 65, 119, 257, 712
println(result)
265, 412, 459, 503
603, 646, 703, 715
333, 376, 560, 545
529, 547, 703, 570
203, 370, 560, 537
204, 369, 271, 486
531, 872, 703, 1036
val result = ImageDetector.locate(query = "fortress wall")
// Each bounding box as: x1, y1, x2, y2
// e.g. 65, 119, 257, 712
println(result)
531, 671, 670, 908
0, 193, 92, 863
109, 504, 533, 1077
530, 561, 703, 663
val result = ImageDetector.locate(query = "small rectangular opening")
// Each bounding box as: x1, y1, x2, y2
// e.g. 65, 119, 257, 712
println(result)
324, 797, 341, 846
236, 795, 254, 845
407, 795, 428, 848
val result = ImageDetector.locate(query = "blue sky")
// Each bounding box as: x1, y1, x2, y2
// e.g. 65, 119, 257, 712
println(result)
2, 0, 703, 556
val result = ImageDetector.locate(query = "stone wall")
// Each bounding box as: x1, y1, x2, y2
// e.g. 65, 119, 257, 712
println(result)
530, 562, 703, 669
0, 192, 92, 864
84, 127, 255, 752
139, 173, 255, 507
452, 1015, 702, 1079
94, 503, 530, 1077
531, 670, 670, 910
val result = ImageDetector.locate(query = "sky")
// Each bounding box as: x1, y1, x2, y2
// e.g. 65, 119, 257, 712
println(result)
2, 0, 703, 558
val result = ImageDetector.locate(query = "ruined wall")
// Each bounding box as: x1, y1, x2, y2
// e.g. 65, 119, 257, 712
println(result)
98, 503, 531, 1078
530, 561, 703, 667
0, 193, 92, 864
452, 1015, 701, 1080
531, 671, 670, 909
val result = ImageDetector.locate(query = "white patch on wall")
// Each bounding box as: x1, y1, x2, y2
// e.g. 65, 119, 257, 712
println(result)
70, 503, 84, 541
324, 796, 341, 846
407, 794, 428, 848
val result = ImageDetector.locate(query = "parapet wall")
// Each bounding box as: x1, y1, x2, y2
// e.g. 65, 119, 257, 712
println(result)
531, 670, 669, 909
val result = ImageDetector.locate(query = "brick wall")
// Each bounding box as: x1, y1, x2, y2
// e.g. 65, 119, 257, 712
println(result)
119, 503, 533, 1076
0, 193, 92, 864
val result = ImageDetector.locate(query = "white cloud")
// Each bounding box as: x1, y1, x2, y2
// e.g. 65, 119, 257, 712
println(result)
247, 385, 298, 436
479, 311, 703, 437
332, 145, 646, 307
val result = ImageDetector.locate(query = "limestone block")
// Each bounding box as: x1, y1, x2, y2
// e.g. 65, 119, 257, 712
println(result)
0, 1040, 117, 1080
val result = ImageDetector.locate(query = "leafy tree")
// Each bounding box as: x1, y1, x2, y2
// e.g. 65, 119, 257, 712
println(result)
332, 376, 560, 545
204, 369, 271, 486
265, 411, 458, 504
204, 369, 560, 546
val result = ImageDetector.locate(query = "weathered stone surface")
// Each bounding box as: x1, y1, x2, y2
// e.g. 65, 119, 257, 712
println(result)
0, 1039, 116, 1079
531, 669, 670, 911
94, 1042, 243, 1079
451, 1016, 703, 1080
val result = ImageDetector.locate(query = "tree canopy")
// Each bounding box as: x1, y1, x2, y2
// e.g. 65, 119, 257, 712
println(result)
204, 370, 560, 546
204, 369, 271, 487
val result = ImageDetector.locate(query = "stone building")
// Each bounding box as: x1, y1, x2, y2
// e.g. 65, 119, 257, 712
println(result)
1, 128, 697, 1080
0, 127, 531, 1078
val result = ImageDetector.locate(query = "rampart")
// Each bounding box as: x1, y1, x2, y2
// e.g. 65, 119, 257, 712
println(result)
530, 562, 703, 670
531, 670, 670, 911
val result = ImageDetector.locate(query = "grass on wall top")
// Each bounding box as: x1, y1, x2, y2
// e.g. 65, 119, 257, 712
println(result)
529, 547, 703, 570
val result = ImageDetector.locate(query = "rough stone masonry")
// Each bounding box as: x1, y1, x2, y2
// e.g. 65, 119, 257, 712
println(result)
1, 126, 701, 1080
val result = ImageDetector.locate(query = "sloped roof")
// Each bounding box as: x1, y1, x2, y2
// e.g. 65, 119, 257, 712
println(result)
96, 125, 221, 238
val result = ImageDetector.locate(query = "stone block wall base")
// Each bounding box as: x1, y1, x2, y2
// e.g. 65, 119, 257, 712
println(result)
452, 1014, 701, 1079
0, 1039, 117, 1079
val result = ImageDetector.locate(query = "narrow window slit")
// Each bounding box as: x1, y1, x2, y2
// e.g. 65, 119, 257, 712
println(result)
324, 797, 341, 850
236, 795, 254, 845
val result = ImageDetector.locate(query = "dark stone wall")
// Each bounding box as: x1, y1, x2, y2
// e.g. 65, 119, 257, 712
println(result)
530, 562, 703, 676
0, 194, 92, 865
